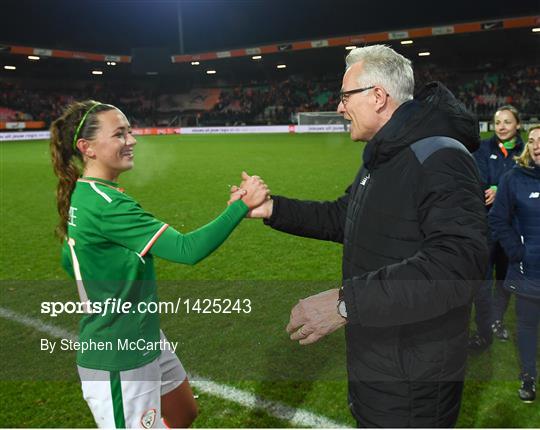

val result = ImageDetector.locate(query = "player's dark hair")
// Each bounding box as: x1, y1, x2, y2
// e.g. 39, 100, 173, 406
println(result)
49, 100, 116, 239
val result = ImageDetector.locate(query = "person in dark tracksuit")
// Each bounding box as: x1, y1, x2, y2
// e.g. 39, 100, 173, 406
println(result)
469, 106, 525, 351
489, 125, 540, 403
237, 46, 489, 427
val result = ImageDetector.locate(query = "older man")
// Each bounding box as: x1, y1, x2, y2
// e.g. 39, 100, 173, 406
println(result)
240, 45, 488, 427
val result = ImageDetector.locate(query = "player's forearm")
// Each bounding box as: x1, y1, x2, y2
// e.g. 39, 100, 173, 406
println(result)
151, 200, 249, 264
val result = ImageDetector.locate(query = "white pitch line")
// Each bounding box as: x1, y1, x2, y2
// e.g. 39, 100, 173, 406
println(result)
190, 377, 344, 428
0, 306, 77, 340
0, 306, 346, 428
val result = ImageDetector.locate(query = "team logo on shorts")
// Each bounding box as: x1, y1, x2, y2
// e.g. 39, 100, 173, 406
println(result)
140, 408, 157, 428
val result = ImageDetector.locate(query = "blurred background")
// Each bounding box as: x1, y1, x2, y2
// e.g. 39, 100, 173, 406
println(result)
0, 0, 538, 130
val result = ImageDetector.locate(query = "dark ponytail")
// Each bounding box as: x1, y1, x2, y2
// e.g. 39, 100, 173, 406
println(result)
49, 100, 116, 239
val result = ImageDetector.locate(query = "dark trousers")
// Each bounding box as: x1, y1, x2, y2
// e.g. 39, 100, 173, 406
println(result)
473, 278, 493, 339
516, 296, 540, 378
350, 381, 463, 428
492, 242, 510, 322
473, 241, 509, 337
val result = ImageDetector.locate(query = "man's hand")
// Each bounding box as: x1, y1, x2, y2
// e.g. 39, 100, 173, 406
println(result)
247, 199, 273, 219
485, 188, 496, 206
286, 288, 347, 345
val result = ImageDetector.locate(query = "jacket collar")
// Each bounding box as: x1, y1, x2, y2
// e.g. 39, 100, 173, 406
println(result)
363, 82, 479, 170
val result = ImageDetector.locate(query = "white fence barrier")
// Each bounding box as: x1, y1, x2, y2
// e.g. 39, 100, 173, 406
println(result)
0, 125, 351, 142
0, 131, 51, 141
7, 122, 537, 142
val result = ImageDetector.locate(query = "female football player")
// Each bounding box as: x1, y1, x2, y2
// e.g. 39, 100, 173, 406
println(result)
50, 100, 268, 428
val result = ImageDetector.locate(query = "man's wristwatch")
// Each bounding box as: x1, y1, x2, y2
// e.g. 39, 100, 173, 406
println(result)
337, 286, 348, 319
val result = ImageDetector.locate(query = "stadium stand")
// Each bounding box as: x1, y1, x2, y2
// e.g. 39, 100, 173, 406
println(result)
1, 63, 538, 129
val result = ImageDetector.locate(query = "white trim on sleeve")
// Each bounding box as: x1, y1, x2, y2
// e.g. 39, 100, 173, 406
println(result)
140, 224, 169, 257
67, 238, 91, 313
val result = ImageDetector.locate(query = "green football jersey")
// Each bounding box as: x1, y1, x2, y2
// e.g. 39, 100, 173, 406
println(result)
61, 176, 248, 371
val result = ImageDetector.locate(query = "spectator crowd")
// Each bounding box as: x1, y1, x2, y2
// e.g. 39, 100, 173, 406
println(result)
1, 65, 538, 128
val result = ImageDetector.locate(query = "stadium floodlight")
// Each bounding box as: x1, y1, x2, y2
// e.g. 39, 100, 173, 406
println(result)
252, 55, 262, 60
400, 40, 413, 45
533, 27, 540, 32
276, 64, 287, 69
345, 45, 356, 50
206, 70, 216, 74
91, 70, 103, 75
27, 55, 40, 60
418, 51, 431, 56
4, 65, 16, 70
191, 61, 200, 65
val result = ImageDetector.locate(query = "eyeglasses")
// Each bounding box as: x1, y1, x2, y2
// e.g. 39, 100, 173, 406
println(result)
339, 86, 374, 105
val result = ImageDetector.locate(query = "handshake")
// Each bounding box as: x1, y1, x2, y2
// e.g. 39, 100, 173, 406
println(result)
228, 171, 273, 219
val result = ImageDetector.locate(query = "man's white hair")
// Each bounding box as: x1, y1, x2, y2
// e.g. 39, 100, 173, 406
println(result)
345, 45, 414, 105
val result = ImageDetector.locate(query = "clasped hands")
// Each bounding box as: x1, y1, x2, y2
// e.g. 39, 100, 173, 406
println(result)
227, 171, 273, 218
228, 172, 347, 345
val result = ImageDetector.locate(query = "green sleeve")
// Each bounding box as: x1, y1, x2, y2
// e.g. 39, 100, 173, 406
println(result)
151, 199, 249, 265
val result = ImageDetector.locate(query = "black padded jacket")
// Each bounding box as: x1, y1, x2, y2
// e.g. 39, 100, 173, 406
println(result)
265, 82, 489, 427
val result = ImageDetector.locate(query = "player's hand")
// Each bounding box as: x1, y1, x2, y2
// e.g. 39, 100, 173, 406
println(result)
485, 188, 496, 206
227, 187, 247, 205
235, 171, 270, 210
229, 185, 273, 218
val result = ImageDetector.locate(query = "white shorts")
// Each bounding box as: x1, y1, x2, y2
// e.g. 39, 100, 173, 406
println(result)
77, 331, 186, 429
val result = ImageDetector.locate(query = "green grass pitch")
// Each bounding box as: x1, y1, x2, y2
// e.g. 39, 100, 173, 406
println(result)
0, 132, 538, 427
